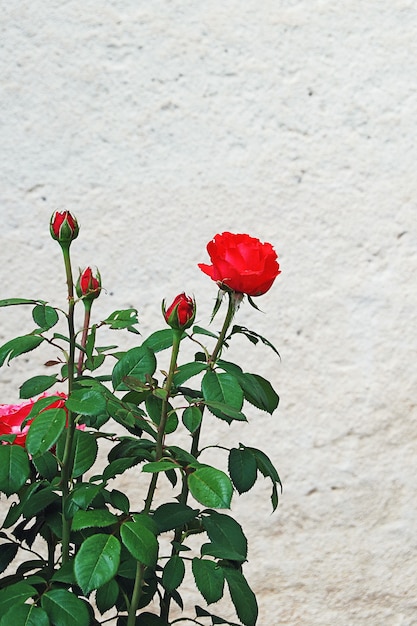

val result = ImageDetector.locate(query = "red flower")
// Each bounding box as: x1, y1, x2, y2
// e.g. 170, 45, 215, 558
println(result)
0, 393, 67, 448
50, 210, 79, 244
163, 293, 196, 330
76, 267, 101, 301
198, 232, 280, 296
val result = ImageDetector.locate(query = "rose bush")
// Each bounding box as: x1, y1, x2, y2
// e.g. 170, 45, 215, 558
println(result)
0, 215, 282, 626
198, 231, 280, 296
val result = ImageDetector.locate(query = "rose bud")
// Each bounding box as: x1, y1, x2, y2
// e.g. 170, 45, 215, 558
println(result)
163, 293, 196, 331
50, 210, 79, 245
76, 267, 101, 302
198, 232, 280, 296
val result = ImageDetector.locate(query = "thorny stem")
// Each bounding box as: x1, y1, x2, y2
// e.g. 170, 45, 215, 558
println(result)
76, 304, 92, 375
208, 291, 236, 366
59, 244, 77, 564
127, 329, 182, 626
161, 293, 236, 620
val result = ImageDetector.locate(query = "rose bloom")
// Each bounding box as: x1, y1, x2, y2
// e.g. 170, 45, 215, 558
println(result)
164, 293, 195, 330
198, 232, 280, 296
0, 393, 67, 447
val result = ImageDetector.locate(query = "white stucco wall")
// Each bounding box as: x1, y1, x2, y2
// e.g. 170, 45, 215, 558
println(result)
1, 1, 417, 624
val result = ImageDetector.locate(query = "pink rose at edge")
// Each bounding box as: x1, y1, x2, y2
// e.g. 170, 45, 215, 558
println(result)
0, 392, 81, 448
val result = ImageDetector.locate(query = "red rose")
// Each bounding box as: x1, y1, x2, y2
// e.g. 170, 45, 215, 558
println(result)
50, 210, 79, 244
0, 393, 67, 447
76, 267, 101, 300
163, 293, 196, 330
198, 232, 280, 296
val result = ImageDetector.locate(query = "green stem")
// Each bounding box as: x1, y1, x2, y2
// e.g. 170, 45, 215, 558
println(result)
161, 295, 236, 619
128, 561, 145, 626
127, 330, 182, 626
60, 244, 77, 564
208, 292, 236, 366
77, 304, 91, 376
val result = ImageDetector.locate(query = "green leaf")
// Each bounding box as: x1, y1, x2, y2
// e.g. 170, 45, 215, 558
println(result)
32, 304, 59, 330
188, 467, 233, 509
0, 335, 44, 367
228, 448, 257, 494
145, 395, 178, 434
202, 511, 247, 562
0, 604, 49, 626
0, 298, 40, 307
192, 325, 219, 339
0, 445, 30, 496
0, 581, 36, 615
51, 562, 76, 584
192, 558, 225, 604
26, 408, 66, 457
271, 482, 279, 512
84, 353, 106, 371
227, 324, 280, 358
72, 509, 118, 531
23, 485, 59, 517
152, 502, 199, 533
137, 614, 169, 626
202, 371, 244, 423
216, 360, 244, 380
237, 373, 279, 414
19, 375, 58, 399
102, 308, 139, 332
167, 445, 198, 465
109, 489, 130, 514
42, 588, 90, 626
120, 519, 158, 567
182, 405, 202, 433
107, 438, 154, 463
173, 361, 208, 386
96, 578, 119, 614
71, 430, 98, 478
195, 606, 241, 625
24, 395, 65, 421
66, 388, 106, 416
244, 447, 281, 485
102, 457, 141, 481
71, 483, 104, 509
223, 567, 258, 626
142, 329, 176, 352
244, 446, 281, 511
142, 460, 179, 473
106, 397, 155, 437
0, 543, 18, 574
32, 450, 58, 481
112, 346, 156, 391
74, 533, 121, 595
203, 401, 246, 422
162, 555, 185, 592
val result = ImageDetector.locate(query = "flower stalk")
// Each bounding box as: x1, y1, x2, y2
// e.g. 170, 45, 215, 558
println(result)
128, 328, 183, 626
59, 244, 77, 564
161, 293, 236, 619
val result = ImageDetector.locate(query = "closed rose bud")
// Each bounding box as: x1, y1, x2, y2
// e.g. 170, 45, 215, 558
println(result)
50, 210, 79, 245
163, 293, 196, 331
76, 267, 101, 302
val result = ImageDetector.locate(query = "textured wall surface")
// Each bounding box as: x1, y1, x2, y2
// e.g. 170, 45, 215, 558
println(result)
1, 1, 417, 624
